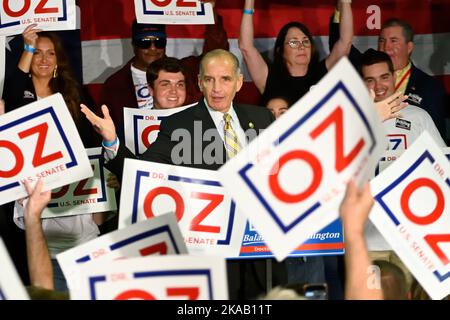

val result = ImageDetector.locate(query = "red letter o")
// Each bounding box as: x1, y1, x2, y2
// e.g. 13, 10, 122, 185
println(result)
150, 0, 171, 7
144, 186, 185, 221
401, 178, 444, 225
141, 125, 160, 148
3, 0, 31, 17
269, 150, 322, 203
0, 140, 24, 178
114, 289, 156, 300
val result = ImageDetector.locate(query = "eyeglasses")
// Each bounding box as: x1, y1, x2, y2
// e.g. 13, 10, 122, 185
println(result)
134, 37, 167, 49
286, 39, 311, 49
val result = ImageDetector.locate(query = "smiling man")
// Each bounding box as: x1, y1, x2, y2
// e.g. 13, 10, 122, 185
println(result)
360, 49, 445, 150
146, 57, 186, 110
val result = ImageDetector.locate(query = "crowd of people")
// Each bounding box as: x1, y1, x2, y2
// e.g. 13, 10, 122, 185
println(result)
0, 0, 448, 300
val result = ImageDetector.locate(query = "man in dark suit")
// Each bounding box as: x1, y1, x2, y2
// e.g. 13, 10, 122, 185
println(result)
81, 49, 285, 299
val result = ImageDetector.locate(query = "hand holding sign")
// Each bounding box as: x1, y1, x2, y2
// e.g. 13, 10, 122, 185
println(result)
80, 104, 117, 144
23, 178, 51, 223
0, 99, 4, 115
22, 23, 43, 48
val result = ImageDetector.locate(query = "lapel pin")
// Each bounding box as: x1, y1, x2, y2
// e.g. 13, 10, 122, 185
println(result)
248, 122, 254, 129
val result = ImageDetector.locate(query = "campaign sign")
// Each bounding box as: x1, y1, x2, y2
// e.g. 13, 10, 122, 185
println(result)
39, 148, 117, 218
0, 238, 29, 300
134, 0, 214, 25
58, 213, 187, 290
0, 0, 76, 36
70, 255, 228, 300
124, 105, 191, 155
370, 131, 450, 300
444, 147, 450, 161
239, 219, 344, 258
0, 93, 93, 205
375, 149, 404, 176
119, 159, 246, 257
219, 58, 386, 261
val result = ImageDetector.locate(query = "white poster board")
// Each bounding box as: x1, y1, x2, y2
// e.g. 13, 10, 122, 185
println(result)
70, 255, 228, 300
219, 58, 386, 261
0, 0, 76, 36
123, 105, 191, 155
134, 0, 214, 25
0, 238, 29, 300
370, 131, 450, 300
119, 159, 246, 257
41, 148, 117, 218
0, 93, 93, 205
58, 213, 187, 290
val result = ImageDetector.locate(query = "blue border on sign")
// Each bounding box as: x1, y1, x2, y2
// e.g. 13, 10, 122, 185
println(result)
0, 0, 69, 28
75, 225, 182, 264
131, 171, 236, 245
133, 115, 169, 155
47, 153, 107, 208
89, 269, 212, 300
238, 81, 376, 233
374, 150, 450, 283
0, 106, 77, 192
142, 1, 206, 16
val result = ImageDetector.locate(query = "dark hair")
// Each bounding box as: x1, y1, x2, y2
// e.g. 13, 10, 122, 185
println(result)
273, 22, 319, 75
265, 95, 291, 107
359, 48, 394, 75
146, 57, 186, 88
381, 18, 414, 43
373, 260, 408, 300
37, 32, 82, 125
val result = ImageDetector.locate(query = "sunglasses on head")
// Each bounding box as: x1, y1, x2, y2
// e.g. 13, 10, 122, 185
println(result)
134, 37, 167, 49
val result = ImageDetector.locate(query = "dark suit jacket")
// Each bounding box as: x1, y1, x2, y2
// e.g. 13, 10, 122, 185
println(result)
107, 100, 286, 299
329, 19, 448, 140
107, 99, 275, 175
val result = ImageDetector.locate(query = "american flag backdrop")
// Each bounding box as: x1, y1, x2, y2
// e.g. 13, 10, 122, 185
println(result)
3, 0, 450, 119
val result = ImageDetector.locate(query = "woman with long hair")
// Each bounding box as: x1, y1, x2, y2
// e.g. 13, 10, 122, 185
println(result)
3, 24, 101, 292
239, 0, 353, 105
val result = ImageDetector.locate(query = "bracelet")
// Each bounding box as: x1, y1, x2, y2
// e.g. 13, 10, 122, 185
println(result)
102, 137, 118, 147
243, 8, 254, 15
24, 43, 36, 54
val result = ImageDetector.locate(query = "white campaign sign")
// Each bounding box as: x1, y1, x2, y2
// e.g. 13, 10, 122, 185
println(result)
376, 149, 404, 175
41, 148, 117, 218
119, 159, 246, 257
124, 105, 192, 155
134, 0, 214, 25
70, 255, 228, 300
58, 213, 187, 290
370, 131, 450, 300
218, 57, 386, 261
0, 0, 76, 36
0, 93, 93, 205
0, 238, 29, 300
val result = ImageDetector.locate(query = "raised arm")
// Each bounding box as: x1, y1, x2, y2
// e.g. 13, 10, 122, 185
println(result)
340, 181, 383, 300
24, 179, 53, 290
18, 24, 42, 73
238, 0, 268, 93
325, 0, 353, 70
201, 0, 229, 54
